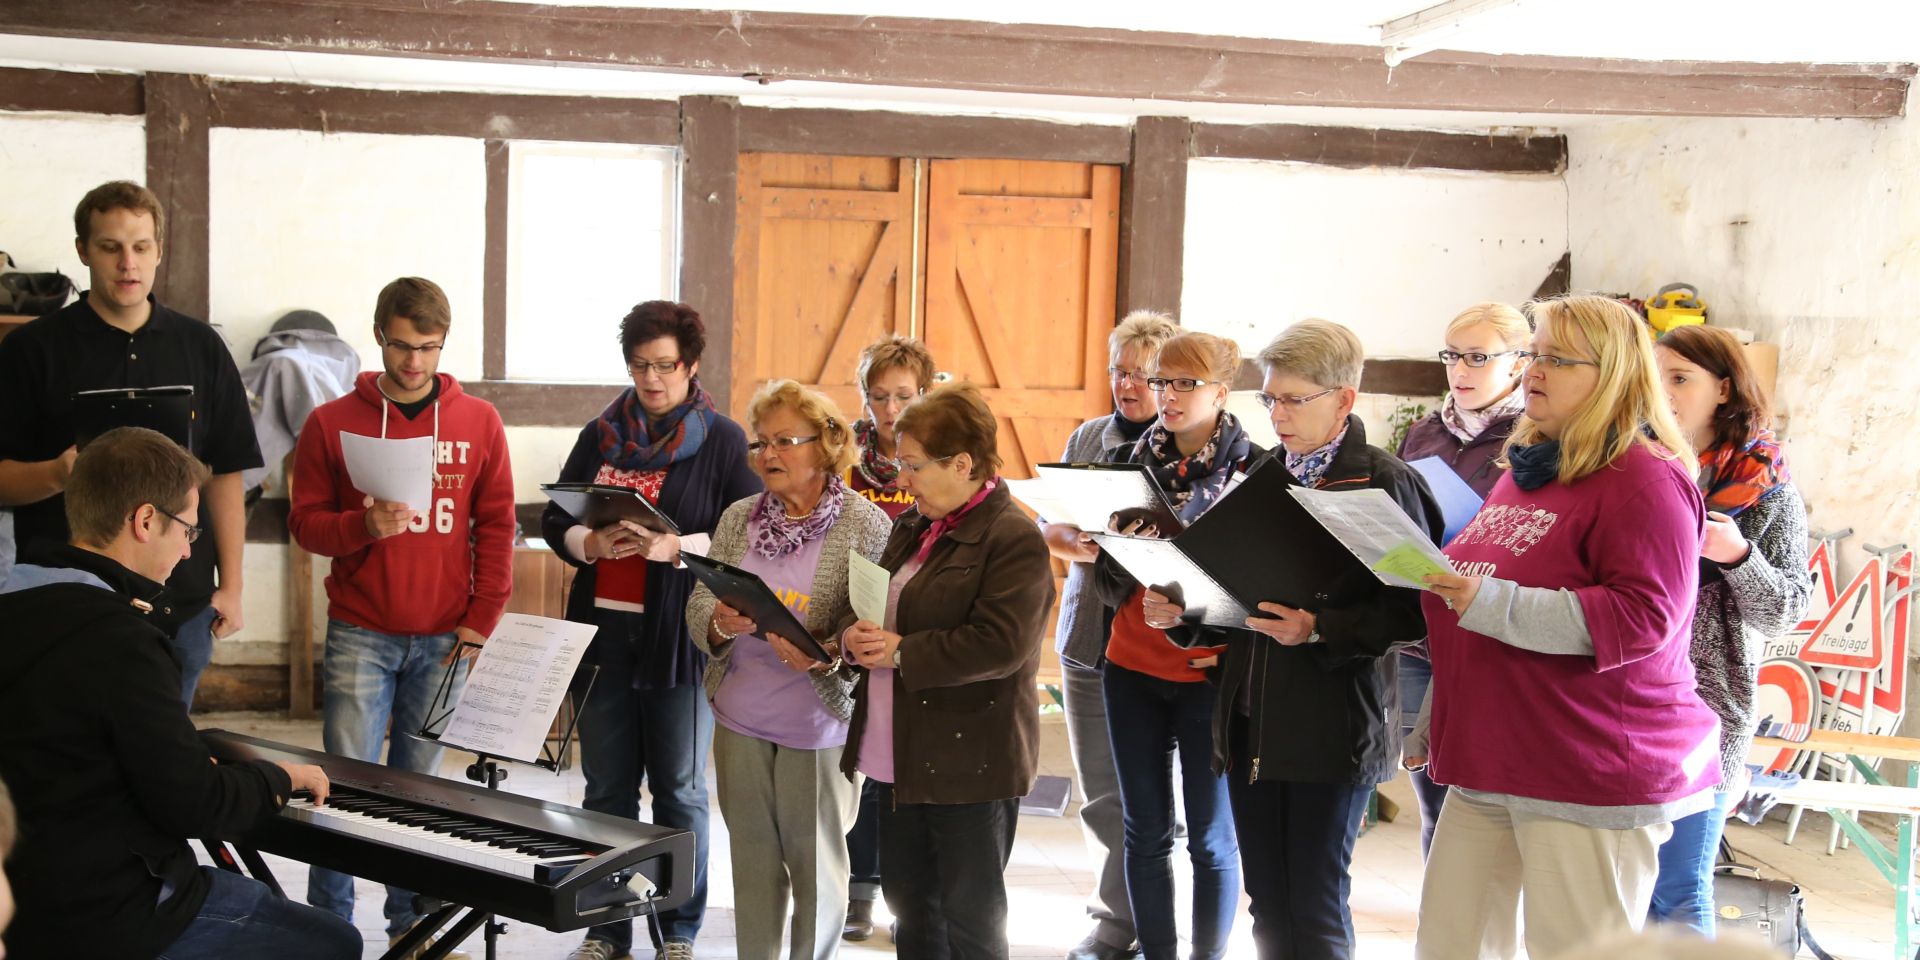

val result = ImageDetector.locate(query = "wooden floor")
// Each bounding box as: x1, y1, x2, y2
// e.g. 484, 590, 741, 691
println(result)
197, 712, 1903, 960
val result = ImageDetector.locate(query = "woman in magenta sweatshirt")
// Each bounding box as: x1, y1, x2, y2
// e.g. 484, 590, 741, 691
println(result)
1410, 295, 1721, 960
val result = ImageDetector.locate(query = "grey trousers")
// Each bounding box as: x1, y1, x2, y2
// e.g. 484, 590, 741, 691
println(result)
1062, 659, 1136, 949
713, 723, 862, 960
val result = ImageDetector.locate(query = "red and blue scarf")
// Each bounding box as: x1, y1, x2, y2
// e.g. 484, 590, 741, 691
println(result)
596, 378, 717, 472
1699, 429, 1790, 517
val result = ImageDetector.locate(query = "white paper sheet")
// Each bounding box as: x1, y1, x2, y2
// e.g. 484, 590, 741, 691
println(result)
1286, 486, 1455, 590
1004, 476, 1077, 526
847, 549, 890, 626
339, 431, 435, 513
437, 614, 599, 764
1032, 464, 1176, 534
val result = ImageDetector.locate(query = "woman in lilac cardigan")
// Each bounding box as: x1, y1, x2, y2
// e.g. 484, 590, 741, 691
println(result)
1412, 296, 1721, 959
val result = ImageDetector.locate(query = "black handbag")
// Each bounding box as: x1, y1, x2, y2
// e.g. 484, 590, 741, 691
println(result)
0, 271, 74, 316
1713, 841, 1836, 958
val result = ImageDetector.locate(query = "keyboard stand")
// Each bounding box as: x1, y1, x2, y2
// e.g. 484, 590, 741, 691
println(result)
402, 641, 600, 960
204, 642, 600, 960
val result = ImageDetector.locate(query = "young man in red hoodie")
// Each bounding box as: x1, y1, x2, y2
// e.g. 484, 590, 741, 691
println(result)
288, 277, 515, 955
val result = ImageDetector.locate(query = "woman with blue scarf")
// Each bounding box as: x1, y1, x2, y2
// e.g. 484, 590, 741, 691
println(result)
544, 301, 761, 960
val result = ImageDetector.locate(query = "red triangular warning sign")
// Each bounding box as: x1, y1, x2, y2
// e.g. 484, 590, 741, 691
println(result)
1799, 557, 1884, 671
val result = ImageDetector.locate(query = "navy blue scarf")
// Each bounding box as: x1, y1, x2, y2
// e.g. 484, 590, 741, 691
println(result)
1508, 439, 1561, 491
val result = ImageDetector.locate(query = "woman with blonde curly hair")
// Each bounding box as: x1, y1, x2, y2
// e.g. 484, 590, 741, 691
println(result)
687, 379, 892, 960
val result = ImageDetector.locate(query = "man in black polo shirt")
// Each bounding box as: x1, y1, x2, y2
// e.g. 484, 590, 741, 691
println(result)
0, 180, 261, 706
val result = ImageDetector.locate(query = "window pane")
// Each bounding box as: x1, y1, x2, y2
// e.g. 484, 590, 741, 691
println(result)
507, 141, 678, 381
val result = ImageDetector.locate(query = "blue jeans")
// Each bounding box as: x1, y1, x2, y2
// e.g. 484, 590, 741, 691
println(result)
575, 611, 713, 949
1103, 663, 1239, 960
158, 866, 362, 960
1396, 652, 1448, 857
308, 620, 463, 937
168, 603, 218, 708
1650, 790, 1737, 935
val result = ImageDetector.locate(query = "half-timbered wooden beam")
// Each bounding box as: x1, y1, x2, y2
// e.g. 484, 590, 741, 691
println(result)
0, 0, 1908, 119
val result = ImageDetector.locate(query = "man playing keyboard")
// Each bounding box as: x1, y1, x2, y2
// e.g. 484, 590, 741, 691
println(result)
0, 427, 359, 960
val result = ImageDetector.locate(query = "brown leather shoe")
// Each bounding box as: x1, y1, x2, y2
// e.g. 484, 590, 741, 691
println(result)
842, 898, 875, 942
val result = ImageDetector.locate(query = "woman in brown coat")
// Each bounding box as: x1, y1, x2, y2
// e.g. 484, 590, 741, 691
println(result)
838, 382, 1055, 960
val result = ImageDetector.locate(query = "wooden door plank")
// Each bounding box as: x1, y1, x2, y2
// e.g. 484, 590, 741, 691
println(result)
761, 186, 904, 221
954, 196, 1094, 229
953, 232, 1027, 392
816, 221, 904, 384
923, 160, 962, 377
732, 152, 766, 415
1083, 165, 1122, 417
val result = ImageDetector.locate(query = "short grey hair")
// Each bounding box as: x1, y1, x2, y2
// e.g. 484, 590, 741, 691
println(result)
1109, 310, 1180, 364
1257, 318, 1365, 390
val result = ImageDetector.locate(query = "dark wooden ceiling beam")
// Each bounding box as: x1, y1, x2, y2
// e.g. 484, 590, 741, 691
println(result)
1192, 122, 1567, 174
0, 65, 143, 114
739, 106, 1130, 163
203, 79, 679, 143
0, 0, 1908, 119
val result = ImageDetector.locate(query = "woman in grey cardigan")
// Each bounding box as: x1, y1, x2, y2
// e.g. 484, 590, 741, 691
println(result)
686, 380, 891, 960
1650, 325, 1812, 935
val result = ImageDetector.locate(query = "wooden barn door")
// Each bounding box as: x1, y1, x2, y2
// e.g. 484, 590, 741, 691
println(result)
921, 158, 1120, 481
731, 153, 921, 418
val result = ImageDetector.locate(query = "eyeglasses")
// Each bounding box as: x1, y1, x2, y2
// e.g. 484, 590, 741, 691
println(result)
866, 391, 921, 408
1107, 367, 1149, 387
1438, 349, 1526, 368
1146, 377, 1219, 393
627, 358, 685, 377
747, 435, 820, 455
1524, 352, 1598, 371
376, 332, 444, 358
889, 454, 956, 474
1254, 388, 1335, 411
144, 505, 203, 544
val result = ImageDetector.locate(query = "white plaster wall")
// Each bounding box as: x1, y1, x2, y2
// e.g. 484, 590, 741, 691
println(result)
1180, 157, 1568, 359
208, 128, 486, 380
0, 113, 145, 286
1566, 89, 1920, 737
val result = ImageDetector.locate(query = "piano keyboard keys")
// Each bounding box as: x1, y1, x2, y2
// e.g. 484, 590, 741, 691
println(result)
282, 790, 590, 880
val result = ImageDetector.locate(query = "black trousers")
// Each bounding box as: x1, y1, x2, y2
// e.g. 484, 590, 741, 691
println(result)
875, 782, 1019, 960
847, 777, 884, 901
1226, 718, 1371, 960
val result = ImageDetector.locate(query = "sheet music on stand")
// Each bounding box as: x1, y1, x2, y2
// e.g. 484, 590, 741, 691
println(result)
429, 614, 600, 766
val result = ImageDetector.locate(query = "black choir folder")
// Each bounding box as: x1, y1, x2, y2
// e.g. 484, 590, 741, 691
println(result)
1094, 457, 1378, 628
540, 483, 680, 535
678, 552, 834, 664
72, 384, 193, 448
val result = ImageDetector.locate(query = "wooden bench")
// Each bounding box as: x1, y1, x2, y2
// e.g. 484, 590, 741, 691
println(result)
1753, 729, 1920, 959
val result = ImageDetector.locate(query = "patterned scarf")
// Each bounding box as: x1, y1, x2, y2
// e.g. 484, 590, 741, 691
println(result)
1135, 411, 1252, 524
1441, 382, 1527, 444
748, 474, 847, 560
915, 476, 999, 564
1698, 429, 1790, 517
1284, 421, 1351, 489
596, 378, 716, 472
853, 418, 901, 489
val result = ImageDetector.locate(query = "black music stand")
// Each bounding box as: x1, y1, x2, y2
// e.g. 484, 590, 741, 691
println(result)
384, 640, 598, 960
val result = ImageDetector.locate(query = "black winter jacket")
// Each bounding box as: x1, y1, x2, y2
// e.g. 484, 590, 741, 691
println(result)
0, 543, 294, 960
1175, 416, 1445, 785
